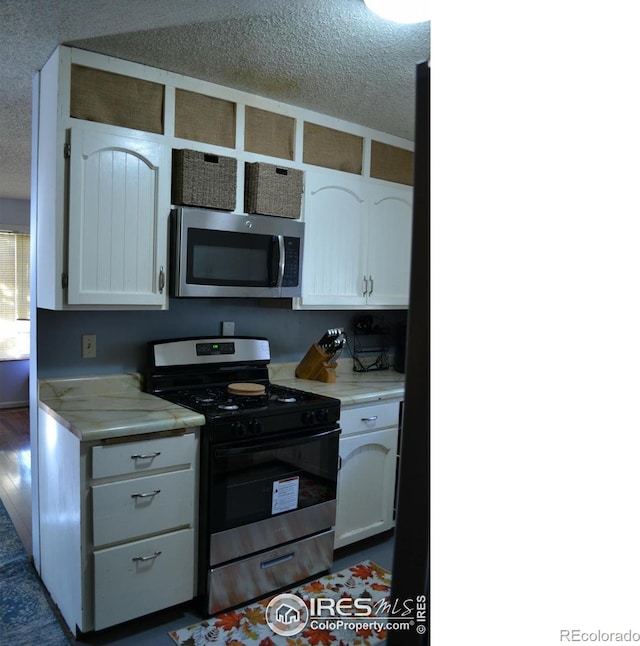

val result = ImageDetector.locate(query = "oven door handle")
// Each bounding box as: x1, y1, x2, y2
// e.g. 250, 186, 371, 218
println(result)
214, 427, 340, 457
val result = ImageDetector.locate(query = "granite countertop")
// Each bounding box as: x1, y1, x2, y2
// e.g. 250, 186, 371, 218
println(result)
38, 362, 404, 442
269, 362, 405, 406
38, 373, 205, 442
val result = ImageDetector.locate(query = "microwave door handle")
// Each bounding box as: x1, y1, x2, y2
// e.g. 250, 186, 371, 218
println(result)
275, 235, 285, 287
214, 427, 340, 458
268, 235, 284, 287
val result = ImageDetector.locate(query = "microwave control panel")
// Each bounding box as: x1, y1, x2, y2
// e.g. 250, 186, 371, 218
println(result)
282, 237, 300, 287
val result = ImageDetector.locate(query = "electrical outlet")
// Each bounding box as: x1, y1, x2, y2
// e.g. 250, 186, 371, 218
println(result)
221, 321, 235, 336
82, 334, 96, 358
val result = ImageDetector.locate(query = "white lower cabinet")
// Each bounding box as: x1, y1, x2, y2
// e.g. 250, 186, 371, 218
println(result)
37, 410, 198, 636
89, 433, 198, 632
94, 528, 194, 630
334, 401, 400, 549
92, 469, 195, 547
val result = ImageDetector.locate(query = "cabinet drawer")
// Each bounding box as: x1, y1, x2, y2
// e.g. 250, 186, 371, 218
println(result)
92, 469, 195, 547
208, 529, 334, 615
92, 433, 196, 479
94, 528, 194, 630
340, 401, 400, 437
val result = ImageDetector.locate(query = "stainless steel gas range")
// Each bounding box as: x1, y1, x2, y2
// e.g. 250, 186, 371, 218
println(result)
145, 336, 341, 615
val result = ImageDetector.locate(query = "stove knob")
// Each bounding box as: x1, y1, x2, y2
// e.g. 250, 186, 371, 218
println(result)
232, 421, 247, 437
316, 408, 329, 423
249, 419, 262, 435
302, 411, 316, 425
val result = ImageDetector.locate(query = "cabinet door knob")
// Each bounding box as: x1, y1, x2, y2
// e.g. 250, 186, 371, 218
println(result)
361, 416, 378, 422
368, 275, 374, 296
363, 275, 368, 296
159, 266, 165, 294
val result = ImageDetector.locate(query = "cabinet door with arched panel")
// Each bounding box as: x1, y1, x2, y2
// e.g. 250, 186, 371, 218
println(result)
334, 401, 400, 549
366, 183, 413, 307
299, 170, 368, 307
67, 127, 169, 307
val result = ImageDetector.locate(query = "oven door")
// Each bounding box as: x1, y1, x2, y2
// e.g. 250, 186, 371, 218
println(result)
206, 426, 339, 566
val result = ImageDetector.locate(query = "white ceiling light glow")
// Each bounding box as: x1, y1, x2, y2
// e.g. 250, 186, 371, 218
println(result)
364, 0, 429, 24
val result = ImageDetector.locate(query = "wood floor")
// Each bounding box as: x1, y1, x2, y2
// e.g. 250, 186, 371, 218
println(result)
0, 406, 32, 554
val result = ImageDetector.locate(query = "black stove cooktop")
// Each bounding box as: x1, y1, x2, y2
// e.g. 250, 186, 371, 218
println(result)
163, 383, 333, 421
145, 336, 341, 441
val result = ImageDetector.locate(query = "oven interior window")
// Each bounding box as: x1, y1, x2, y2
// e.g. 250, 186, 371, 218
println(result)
211, 434, 338, 532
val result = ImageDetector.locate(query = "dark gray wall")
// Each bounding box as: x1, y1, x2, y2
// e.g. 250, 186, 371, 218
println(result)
0, 359, 29, 408
37, 299, 407, 378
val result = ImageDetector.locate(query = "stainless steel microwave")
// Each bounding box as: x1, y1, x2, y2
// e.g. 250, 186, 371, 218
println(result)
170, 207, 304, 298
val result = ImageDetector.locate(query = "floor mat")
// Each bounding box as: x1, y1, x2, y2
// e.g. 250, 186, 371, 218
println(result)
0, 498, 69, 645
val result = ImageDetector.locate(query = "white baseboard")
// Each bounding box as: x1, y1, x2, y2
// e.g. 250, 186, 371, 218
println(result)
0, 401, 28, 409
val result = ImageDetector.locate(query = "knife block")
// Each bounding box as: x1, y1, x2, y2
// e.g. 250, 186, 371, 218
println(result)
295, 343, 337, 383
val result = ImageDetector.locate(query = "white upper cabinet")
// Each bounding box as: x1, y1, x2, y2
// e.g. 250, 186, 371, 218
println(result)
301, 172, 368, 307
366, 183, 413, 307
67, 128, 168, 306
34, 47, 171, 310
299, 172, 413, 309
33, 46, 413, 310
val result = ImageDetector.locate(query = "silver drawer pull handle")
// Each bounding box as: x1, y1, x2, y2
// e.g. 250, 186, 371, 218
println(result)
132, 551, 161, 562
260, 552, 295, 569
361, 416, 378, 422
131, 452, 161, 460
131, 489, 161, 499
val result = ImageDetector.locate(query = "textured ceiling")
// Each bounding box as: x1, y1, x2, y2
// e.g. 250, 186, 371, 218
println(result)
0, 0, 429, 200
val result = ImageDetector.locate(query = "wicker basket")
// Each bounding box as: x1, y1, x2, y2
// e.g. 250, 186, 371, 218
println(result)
172, 149, 237, 210
244, 162, 303, 219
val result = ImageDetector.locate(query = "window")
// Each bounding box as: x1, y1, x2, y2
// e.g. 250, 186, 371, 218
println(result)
0, 231, 30, 359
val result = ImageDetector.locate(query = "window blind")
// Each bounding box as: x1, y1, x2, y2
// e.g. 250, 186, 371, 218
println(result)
0, 232, 30, 359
